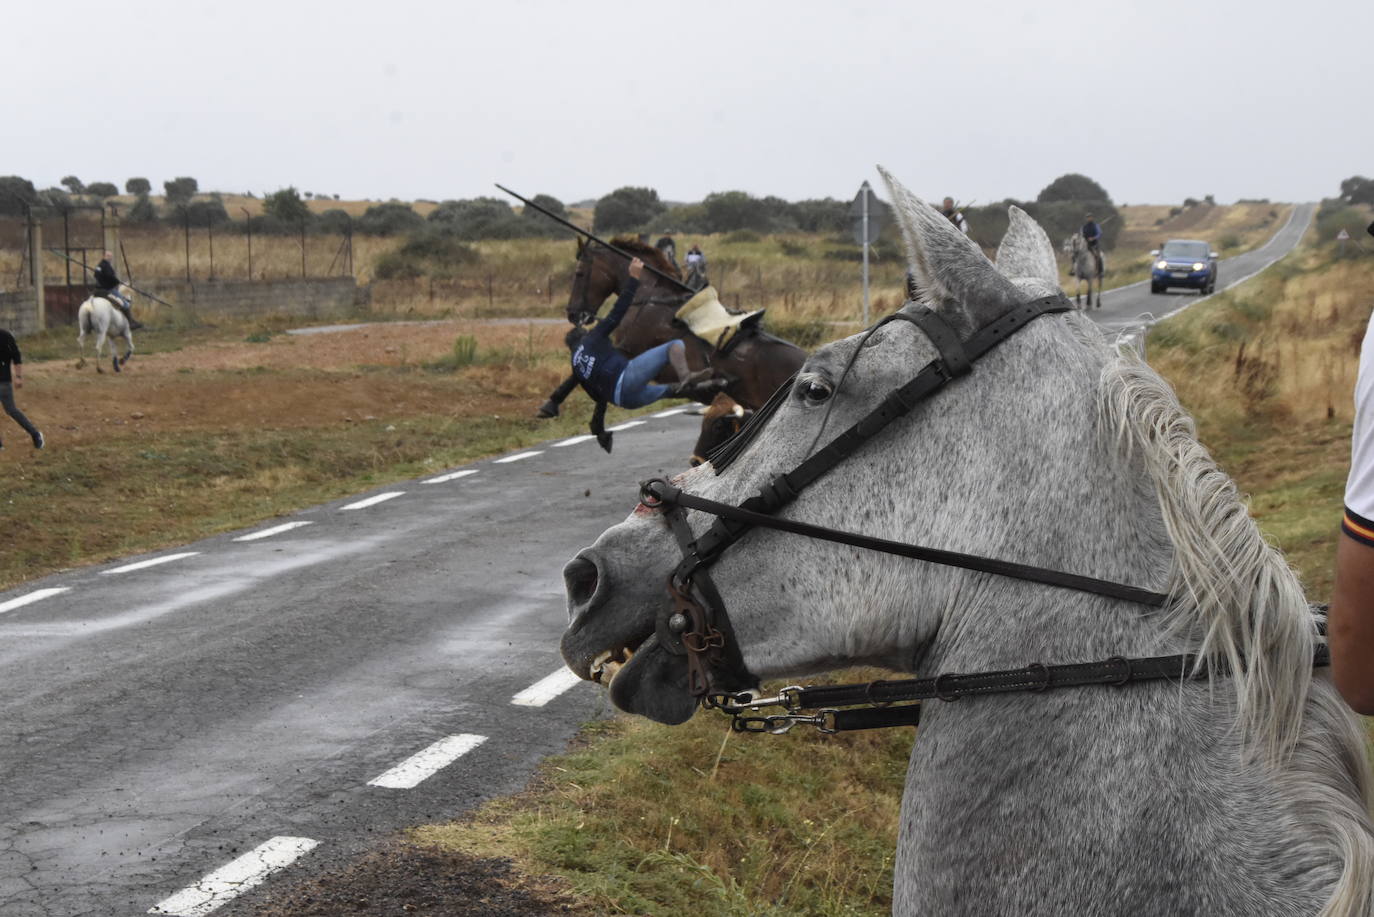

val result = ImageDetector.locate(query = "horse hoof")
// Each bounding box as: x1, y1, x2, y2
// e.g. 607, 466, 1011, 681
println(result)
535, 400, 559, 419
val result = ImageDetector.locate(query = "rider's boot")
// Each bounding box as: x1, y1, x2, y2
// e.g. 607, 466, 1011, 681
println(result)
668, 344, 715, 395
119, 303, 144, 331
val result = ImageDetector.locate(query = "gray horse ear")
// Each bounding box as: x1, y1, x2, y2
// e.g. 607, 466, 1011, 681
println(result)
994, 205, 1061, 296
877, 166, 1022, 332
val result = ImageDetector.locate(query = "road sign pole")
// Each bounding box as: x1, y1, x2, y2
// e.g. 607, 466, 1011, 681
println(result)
861, 183, 871, 326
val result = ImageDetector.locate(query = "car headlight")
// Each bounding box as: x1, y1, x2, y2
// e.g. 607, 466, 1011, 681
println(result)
1192, 262, 1205, 271
1157, 260, 1168, 270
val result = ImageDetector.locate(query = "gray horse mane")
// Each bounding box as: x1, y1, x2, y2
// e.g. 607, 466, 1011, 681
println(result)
1098, 349, 1312, 759
1097, 342, 1374, 915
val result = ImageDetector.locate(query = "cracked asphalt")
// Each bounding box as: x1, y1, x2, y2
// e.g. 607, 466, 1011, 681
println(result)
0, 204, 1312, 917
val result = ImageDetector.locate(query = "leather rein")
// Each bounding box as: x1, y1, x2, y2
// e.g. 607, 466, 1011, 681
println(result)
635, 294, 1329, 734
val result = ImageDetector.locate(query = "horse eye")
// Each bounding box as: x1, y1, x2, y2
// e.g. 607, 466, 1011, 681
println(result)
797, 378, 833, 404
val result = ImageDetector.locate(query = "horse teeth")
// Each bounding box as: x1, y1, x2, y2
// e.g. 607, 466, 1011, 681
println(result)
590, 646, 634, 684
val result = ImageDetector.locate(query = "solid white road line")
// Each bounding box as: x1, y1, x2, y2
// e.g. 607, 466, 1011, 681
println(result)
233, 521, 313, 542
651, 406, 692, 418
423, 469, 478, 484
553, 434, 596, 448
102, 553, 201, 576
339, 492, 404, 511
493, 451, 542, 464
0, 587, 70, 615
511, 667, 583, 707
366, 734, 488, 789
606, 420, 646, 432
148, 836, 319, 916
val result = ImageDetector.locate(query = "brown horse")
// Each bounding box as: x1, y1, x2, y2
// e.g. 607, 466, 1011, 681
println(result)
690, 394, 754, 466
538, 237, 805, 418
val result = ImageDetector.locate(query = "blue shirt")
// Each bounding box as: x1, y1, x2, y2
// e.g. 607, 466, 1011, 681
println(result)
1082, 221, 1101, 242
571, 277, 639, 402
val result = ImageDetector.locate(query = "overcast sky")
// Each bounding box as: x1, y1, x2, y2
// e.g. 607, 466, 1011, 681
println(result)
3, 0, 1367, 208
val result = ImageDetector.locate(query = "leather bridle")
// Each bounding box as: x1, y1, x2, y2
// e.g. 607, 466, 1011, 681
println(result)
635, 294, 1329, 733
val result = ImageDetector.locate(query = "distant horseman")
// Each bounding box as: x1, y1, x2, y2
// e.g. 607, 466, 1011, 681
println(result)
941, 197, 968, 234
94, 252, 143, 330
1081, 214, 1103, 275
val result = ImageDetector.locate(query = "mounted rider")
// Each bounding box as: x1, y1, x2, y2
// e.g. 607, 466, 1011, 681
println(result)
684, 244, 708, 291
1081, 214, 1104, 275
941, 197, 969, 234
568, 257, 723, 450
94, 252, 143, 330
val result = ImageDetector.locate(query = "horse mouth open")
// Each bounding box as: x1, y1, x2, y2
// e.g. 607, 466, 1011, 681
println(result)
561, 552, 699, 725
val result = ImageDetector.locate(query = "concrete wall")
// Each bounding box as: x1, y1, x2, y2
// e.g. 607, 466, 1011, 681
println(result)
139, 276, 367, 321
0, 290, 37, 336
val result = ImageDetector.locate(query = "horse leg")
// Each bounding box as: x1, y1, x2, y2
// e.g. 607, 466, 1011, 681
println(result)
95, 326, 107, 373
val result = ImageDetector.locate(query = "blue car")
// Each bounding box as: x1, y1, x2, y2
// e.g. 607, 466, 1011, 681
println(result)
1149, 239, 1218, 295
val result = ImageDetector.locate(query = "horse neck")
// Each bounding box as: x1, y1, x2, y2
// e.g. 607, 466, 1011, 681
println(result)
889, 325, 1370, 914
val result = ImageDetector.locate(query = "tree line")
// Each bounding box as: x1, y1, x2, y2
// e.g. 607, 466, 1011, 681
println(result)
0, 171, 1126, 250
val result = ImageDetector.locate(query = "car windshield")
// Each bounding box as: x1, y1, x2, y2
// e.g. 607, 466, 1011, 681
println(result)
1162, 241, 1209, 260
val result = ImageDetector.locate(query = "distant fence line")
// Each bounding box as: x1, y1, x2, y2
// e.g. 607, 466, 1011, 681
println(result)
0, 276, 365, 336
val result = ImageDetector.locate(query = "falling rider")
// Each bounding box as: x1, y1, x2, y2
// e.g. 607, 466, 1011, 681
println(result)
568, 257, 723, 450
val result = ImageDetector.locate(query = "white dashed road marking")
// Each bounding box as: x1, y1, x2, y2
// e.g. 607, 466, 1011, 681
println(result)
367, 734, 488, 789
606, 420, 646, 432
553, 435, 596, 448
233, 521, 314, 542
511, 667, 583, 707
0, 587, 70, 615
651, 406, 693, 417
493, 451, 542, 464
423, 469, 479, 484
103, 553, 201, 575
339, 492, 404, 511
148, 836, 320, 916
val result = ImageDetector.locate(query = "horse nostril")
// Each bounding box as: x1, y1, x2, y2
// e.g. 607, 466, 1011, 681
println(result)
565, 555, 600, 610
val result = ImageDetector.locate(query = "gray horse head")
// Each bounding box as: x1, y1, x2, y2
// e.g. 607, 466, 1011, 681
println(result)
561, 170, 1372, 915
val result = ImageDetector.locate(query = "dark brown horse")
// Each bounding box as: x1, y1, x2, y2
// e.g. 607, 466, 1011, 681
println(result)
538, 237, 805, 418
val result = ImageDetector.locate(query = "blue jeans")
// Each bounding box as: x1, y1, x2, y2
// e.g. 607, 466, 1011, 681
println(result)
614, 340, 681, 408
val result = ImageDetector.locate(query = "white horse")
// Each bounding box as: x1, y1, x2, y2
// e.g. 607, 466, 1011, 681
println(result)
563, 170, 1373, 916
1067, 232, 1104, 308
77, 287, 135, 373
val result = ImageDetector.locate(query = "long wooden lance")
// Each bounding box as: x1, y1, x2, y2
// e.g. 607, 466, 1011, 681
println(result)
494, 183, 695, 295
45, 248, 178, 307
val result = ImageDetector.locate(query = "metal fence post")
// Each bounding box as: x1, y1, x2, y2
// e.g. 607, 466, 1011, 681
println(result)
241, 207, 252, 280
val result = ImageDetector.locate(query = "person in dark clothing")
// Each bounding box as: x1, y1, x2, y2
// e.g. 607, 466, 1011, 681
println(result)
569, 258, 716, 409
1081, 214, 1104, 273
94, 251, 143, 330
0, 328, 44, 450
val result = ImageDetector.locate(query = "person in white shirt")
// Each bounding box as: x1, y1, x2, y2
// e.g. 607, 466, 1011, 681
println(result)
1332, 305, 1374, 713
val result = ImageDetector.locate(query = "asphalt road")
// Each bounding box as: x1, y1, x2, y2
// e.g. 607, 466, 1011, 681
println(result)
0, 203, 1314, 917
